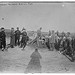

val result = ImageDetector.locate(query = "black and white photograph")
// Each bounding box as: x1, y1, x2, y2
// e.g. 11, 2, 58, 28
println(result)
0, 1, 75, 73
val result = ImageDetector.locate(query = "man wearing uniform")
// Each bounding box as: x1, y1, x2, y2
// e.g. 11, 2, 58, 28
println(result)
15, 27, 21, 46
20, 29, 29, 49
37, 27, 42, 39
54, 33, 60, 51
0, 29, 2, 49
71, 36, 75, 61
0, 28, 6, 51
50, 30, 55, 51
36, 27, 42, 47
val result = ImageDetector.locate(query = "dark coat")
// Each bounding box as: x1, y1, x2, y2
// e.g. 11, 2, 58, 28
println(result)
0, 31, 6, 41
21, 32, 28, 43
71, 38, 75, 50
15, 30, 21, 39
0, 31, 6, 49
10, 31, 15, 46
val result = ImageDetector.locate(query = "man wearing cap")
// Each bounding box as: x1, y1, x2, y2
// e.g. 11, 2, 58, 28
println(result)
0, 27, 6, 51
15, 27, 21, 46
20, 28, 29, 49
36, 27, 42, 47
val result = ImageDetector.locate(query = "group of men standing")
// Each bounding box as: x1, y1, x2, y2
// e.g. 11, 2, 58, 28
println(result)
34, 27, 75, 61
0, 27, 29, 51
0, 26, 75, 59
44, 31, 75, 61
10, 27, 21, 48
10, 27, 29, 49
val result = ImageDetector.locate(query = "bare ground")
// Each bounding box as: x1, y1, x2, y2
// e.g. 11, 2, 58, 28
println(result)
0, 45, 75, 73
0, 37, 75, 73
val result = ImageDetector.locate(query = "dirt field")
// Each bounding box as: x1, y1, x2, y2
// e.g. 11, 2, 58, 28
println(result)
0, 38, 75, 73
0, 45, 75, 73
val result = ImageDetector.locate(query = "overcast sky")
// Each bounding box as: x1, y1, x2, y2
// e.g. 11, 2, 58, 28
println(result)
0, 2, 75, 32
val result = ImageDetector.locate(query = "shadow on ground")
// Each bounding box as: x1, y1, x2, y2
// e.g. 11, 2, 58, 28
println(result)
25, 49, 42, 73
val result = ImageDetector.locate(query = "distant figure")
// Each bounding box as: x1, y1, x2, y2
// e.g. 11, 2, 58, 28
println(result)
67, 32, 72, 41
50, 30, 55, 50
54, 33, 60, 51
37, 27, 42, 39
49, 30, 51, 36
10, 28, 15, 48
15, 27, 21, 46
33, 32, 37, 39
45, 32, 51, 50
71, 36, 75, 60
0, 29, 2, 50
37, 27, 42, 47
0, 27, 6, 51
25, 49, 42, 73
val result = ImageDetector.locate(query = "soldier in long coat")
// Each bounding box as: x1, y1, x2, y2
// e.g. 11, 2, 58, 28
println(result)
36, 27, 42, 47
0, 27, 6, 51
10, 28, 15, 48
50, 30, 56, 50
0, 29, 2, 49
15, 27, 21, 46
